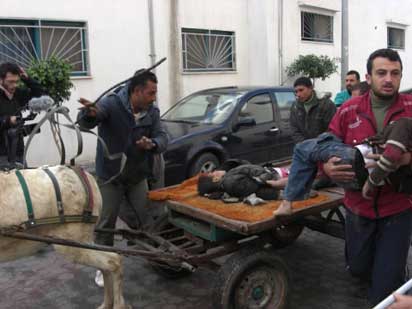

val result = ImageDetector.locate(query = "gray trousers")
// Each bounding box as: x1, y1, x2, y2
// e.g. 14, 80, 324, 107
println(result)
149, 153, 165, 189
95, 178, 152, 246
0, 154, 23, 170
0, 155, 9, 169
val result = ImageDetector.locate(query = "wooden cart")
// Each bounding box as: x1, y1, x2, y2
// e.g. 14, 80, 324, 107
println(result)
1, 176, 345, 309
127, 184, 346, 309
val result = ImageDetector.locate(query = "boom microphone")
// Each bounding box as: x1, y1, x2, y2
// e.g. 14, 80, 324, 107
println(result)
28, 95, 54, 113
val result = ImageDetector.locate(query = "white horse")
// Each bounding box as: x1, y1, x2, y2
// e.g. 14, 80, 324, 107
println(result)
0, 165, 129, 309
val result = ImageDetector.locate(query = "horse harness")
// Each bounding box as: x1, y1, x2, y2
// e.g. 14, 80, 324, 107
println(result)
14, 166, 97, 229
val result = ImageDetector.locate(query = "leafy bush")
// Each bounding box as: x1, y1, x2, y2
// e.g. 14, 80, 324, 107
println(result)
27, 57, 73, 105
286, 54, 338, 85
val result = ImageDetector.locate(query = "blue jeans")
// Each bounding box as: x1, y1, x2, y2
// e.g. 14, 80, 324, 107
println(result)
283, 133, 356, 201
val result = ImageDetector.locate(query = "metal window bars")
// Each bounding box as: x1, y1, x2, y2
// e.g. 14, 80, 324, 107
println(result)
301, 12, 333, 43
0, 20, 88, 75
387, 27, 405, 50
182, 29, 236, 72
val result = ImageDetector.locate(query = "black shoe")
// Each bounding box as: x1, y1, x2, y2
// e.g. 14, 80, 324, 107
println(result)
335, 147, 368, 191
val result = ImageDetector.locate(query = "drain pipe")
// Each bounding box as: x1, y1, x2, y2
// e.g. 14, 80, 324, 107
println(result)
169, 0, 182, 104
341, 0, 349, 88
148, 0, 156, 70
278, 0, 284, 85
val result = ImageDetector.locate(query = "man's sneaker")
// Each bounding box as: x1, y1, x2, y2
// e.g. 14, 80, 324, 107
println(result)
95, 270, 104, 287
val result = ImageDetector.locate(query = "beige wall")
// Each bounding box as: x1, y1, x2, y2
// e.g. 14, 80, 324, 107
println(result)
2, 0, 412, 165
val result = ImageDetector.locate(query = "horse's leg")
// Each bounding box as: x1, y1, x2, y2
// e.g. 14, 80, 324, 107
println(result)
111, 264, 128, 309
53, 245, 129, 309
99, 270, 114, 309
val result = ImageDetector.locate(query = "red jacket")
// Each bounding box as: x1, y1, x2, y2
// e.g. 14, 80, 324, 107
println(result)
328, 92, 412, 218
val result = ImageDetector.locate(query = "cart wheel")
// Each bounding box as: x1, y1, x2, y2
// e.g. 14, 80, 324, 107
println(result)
270, 223, 304, 248
213, 247, 289, 309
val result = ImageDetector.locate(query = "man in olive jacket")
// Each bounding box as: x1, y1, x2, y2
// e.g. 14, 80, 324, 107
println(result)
290, 77, 336, 143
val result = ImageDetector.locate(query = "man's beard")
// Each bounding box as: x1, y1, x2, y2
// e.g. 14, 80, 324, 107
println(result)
372, 88, 397, 100
0, 83, 14, 99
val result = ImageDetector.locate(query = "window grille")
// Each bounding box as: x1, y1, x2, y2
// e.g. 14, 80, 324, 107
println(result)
182, 28, 236, 72
387, 27, 405, 49
301, 12, 333, 43
0, 19, 89, 76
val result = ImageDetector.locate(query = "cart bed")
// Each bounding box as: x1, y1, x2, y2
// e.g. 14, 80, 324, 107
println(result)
149, 176, 344, 236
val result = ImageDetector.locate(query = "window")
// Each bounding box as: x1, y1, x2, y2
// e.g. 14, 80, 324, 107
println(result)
239, 94, 273, 125
273, 92, 296, 109
162, 91, 244, 125
182, 28, 236, 72
388, 27, 405, 49
301, 12, 333, 43
273, 91, 295, 135
273, 91, 296, 121
0, 19, 89, 76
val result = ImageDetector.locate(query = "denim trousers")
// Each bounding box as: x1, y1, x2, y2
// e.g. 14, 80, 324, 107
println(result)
283, 133, 355, 201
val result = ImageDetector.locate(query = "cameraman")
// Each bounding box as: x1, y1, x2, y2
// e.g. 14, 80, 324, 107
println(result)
0, 62, 43, 168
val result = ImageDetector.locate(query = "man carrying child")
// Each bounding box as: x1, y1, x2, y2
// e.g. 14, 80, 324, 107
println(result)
276, 48, 412, 306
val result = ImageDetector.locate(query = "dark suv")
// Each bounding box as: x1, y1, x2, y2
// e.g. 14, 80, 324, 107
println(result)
161, 86, 296, 186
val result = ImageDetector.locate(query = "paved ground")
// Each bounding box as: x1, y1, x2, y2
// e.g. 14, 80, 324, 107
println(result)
2, 225, 407, 309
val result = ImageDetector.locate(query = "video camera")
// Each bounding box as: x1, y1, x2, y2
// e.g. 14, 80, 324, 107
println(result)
14, 112, 40, 137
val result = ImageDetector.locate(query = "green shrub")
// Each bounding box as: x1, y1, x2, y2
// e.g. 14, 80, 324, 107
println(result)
286, 54, 338, 86
27, 57, 73, 105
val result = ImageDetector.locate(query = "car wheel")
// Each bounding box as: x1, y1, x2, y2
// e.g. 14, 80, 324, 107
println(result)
189, 152, 219, 177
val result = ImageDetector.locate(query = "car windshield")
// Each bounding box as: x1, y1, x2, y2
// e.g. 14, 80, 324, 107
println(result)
162, 91, 246, 124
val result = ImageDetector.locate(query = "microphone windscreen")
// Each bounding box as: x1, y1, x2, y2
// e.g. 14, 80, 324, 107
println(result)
28, 95, 54, 112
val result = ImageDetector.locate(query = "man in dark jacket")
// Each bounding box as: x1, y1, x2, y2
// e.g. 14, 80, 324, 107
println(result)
0, 62, 43, 168
78, 71, 168, 247
290, 77, 336, 143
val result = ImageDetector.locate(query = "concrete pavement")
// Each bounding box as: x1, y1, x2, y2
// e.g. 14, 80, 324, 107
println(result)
2, 227, 404, 308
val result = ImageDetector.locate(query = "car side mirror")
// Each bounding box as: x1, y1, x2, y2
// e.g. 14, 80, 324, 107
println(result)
235, 116, 256, 130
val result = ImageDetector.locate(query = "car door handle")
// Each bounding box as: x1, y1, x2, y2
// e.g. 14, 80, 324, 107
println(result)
269, 127, 280, 132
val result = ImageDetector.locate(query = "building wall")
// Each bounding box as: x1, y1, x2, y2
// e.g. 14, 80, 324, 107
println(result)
177, 0, 250, 96
2, 0, 412, 165
281, 0, 342, 96
0, 0, 156, 165
348, 0, 412, 90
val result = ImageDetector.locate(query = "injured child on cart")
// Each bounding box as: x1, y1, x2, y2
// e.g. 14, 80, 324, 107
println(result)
197, 160, 291, 205
148, 161, 334, 223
